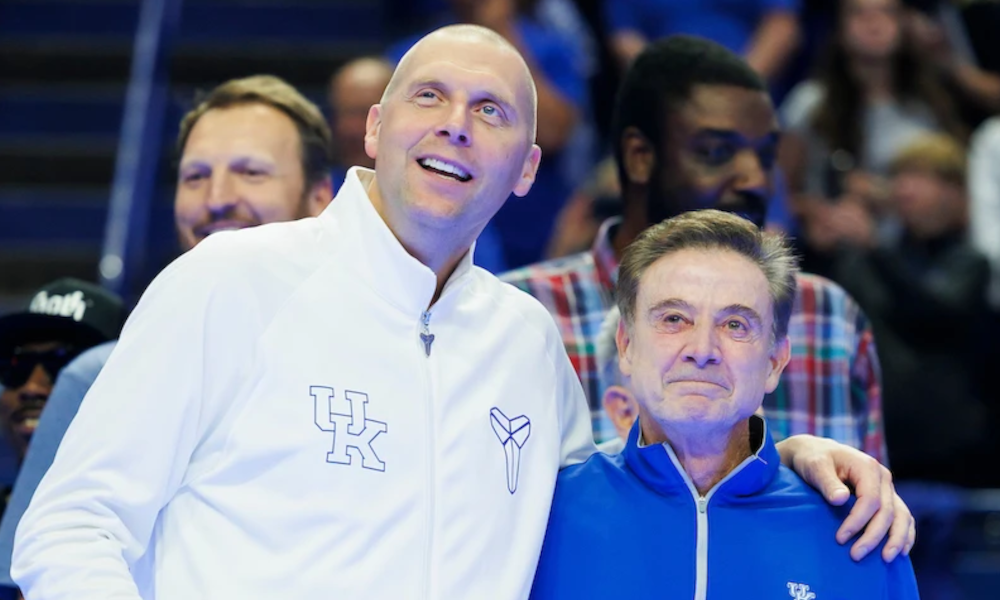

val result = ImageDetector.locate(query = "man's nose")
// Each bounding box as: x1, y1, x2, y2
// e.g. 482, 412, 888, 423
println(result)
17, 364, 53, 400
205, 171, 239, 214
436, 103, 472, 146
681, 323, 722, 368
732, 149, 770, 197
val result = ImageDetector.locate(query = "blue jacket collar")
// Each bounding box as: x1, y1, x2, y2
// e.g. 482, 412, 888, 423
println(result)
623, 415, 780, 499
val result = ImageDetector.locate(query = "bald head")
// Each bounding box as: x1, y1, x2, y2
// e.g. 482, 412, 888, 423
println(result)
383, 24, 538, 143
332, 57, 393, 96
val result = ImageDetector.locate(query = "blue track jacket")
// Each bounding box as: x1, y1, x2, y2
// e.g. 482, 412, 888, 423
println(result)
531, 416, 919, 600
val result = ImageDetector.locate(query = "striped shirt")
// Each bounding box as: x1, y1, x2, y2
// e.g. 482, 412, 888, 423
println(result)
501, 219, 887, 462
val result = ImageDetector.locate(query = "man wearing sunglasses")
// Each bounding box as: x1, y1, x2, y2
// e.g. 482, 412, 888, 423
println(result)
0, 279, 124, 468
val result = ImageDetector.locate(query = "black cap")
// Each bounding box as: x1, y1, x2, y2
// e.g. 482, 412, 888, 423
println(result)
0, 278, 125, 355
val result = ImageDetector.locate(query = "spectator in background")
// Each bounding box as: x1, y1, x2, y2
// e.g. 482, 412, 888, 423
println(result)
605, 0, 802, 84
0, 280, 124, 475
968, 116, 1000, 309
831, 133, 992, 488
327, 57, 393, 191
174, 75, 333, 250
386, 0, 593, 268
503, 37, 889, 478
779, 0, 966, 277
0, 74, 334, 594
905, 0, 1000, 122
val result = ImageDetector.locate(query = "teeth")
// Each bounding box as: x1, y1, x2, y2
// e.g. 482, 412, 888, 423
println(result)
420, 157, 470, 180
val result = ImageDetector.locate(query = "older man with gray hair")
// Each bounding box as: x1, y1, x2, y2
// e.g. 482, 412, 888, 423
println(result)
531, 209, 919, 600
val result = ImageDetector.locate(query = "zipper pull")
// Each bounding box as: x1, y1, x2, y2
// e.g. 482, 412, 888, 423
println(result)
697, 497, 707, 514
420, 310, 434, 357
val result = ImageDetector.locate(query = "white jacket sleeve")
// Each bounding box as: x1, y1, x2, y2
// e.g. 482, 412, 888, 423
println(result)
11, 242, 258, 598
969, 117, 1000, 307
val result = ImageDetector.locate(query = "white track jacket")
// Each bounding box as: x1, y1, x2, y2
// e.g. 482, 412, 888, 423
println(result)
12, 168, 596, 599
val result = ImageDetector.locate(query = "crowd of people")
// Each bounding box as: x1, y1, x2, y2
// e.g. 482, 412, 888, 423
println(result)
1, 0, 998, 597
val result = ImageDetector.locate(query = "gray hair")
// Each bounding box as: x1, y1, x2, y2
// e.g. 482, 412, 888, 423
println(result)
616, 209, 799, 342
596, 306, 623, 394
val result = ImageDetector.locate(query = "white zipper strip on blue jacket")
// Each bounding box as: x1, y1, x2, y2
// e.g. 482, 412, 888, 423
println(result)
660, 445, 762, 600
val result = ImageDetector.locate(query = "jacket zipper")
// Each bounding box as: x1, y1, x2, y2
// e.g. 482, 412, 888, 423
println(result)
419, 310, 435, 600
661, 447, 761, 600
420, 310, 434, 356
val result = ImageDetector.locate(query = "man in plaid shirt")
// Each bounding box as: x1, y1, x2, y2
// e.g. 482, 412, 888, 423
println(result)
502, 35, 886, 462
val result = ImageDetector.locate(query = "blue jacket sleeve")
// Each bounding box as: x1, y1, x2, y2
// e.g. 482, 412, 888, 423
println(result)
885, 555, 921, 599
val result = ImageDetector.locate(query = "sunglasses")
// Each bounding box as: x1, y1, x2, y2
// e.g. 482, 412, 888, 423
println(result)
0, 346, 78, 390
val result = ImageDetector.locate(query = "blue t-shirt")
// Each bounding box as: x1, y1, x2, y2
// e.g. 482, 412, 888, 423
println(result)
606, 0, 801, 55
386, 16, 591, 268
0, 341, 115, 589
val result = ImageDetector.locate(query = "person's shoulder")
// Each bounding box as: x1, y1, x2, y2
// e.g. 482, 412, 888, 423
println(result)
794, 271, 865, 317
971, 115, 1000, 152
473, 267, 568, 333
554, 450, 627, 499
177, 217, 327, 283
499, 251, 595, 289
65, 340, 117, 377
780, 79, 825, 130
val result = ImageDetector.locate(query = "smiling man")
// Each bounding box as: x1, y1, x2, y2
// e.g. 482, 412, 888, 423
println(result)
12, 27, 910, 600
530, 210, 919, 600
0, 280, 123, 466
10, 25, 592, 600
174, 74, 333, 249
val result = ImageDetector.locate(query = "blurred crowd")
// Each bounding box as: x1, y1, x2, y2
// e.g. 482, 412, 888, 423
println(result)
2, 0, 1000, 597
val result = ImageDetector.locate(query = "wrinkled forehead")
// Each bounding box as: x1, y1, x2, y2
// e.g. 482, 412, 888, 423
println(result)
639, 249, 774, 313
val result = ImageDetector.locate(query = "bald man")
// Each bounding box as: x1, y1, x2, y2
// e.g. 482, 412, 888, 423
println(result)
327, 57, 393, 182
10, 24, 587, 599
11, 25, 911, 600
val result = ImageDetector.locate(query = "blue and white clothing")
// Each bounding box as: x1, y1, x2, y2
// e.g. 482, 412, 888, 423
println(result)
532, 416, 919, 600
12, 168, 595, 599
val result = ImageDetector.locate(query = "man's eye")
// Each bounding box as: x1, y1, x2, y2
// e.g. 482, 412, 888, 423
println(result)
182, 172, 207, 183
725, 320, 750, 337
698, 144, 736, 165
482, 105, 498, 116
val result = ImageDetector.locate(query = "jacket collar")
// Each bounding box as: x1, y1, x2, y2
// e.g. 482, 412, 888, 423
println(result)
623, 415, 780, 500
318, 167, 476, 316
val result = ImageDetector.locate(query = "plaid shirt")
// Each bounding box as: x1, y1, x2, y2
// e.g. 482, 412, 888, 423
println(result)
501, 219, 887, 462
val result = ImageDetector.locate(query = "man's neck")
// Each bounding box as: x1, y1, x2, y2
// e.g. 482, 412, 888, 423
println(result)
611, 190, 653, 259
642, 417, 753, 496
364, 174, 472, 305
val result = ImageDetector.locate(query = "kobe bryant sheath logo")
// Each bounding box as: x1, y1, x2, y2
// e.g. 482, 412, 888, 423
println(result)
312, 386, 387, 472
490, 407, 530, 494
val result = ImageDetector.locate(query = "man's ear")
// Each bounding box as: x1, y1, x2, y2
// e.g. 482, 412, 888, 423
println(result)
603, 385, 639, 442
512, 144, 542, 198
621, 126, 655, 186
616, 318, 634, 379
364, 104, 382, 161
305, 175, 334, 216
765, 336, 791, 394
